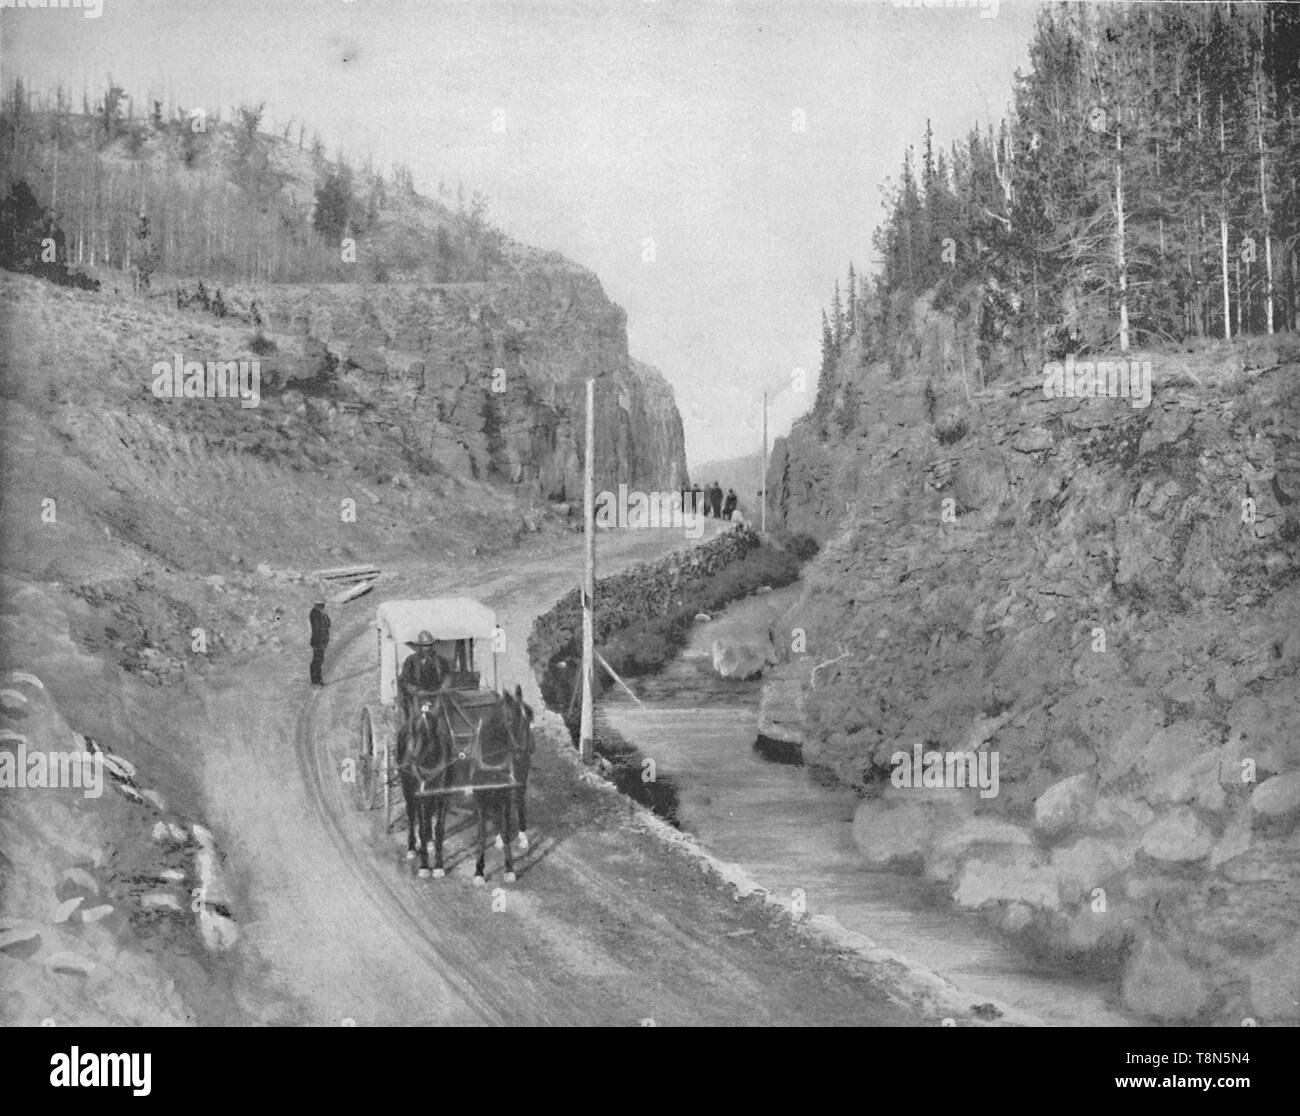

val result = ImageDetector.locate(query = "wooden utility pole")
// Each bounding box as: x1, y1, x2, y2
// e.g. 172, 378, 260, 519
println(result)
580, 378, 596, 764
761, 391, 768, 534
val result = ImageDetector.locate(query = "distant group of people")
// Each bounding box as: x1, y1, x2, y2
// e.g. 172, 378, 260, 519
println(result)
681, 482, 738, 520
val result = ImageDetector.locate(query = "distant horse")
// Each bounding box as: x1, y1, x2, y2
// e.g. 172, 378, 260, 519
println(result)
396, 684, 529, 884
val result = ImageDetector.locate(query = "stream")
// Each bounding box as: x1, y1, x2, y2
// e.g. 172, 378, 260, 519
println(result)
596, 583, 1137, 1026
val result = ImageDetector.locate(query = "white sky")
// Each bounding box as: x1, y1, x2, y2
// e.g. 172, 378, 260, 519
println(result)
2, 0, 1038, 464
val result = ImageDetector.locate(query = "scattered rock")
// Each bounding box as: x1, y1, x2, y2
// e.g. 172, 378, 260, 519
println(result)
1140, 806, 1213, 863
1050, 837, 1137, 902
52, 897, 84, 924
46, 951, 95, 977
1250, 773, 1300, 831
197, 907, 240, 952
151, 821, 189, 844
1121, 938, 1209, 1020
0, 926, 42, 959
1086, 796, 1155, 835
60, 867, 100, 896
926, 816, 1033, 881
101, 753, 137, 782
1210, 814, 1253, 868
1034, 773, 1094, 838
710, 638, 774, 681
1011, 426, 1053, 452
1213, 666, 1240, 702
141, 892, 183, 911
953, 847, 1061, 912
0, 688, 29, 711
1247, 935, 1300, 1021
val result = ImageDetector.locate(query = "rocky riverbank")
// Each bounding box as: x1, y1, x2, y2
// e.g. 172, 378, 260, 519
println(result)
762, 320, 1300, 1024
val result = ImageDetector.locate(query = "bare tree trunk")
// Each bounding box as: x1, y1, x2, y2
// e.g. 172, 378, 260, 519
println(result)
1220, 207, 1231, 341
1235, 256, 1242, 335
1219, 96, 1231, 342
1256, 71, 1275, 334
1116, 124, 1129, 353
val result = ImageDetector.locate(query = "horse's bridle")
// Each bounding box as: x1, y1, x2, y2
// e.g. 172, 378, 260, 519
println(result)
406, 691, 531, 792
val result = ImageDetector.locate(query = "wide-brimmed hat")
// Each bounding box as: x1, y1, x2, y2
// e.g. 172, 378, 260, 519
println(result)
404, 629, 438, 649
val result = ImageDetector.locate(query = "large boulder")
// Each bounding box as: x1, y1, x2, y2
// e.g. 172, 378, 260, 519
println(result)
1139, 806, 1213, 864
1247, 935, 1300, 1022
925, 816, 1033, 883
952, 447, 1009, 512
710, 637, 776, 681
1250, 773, 1300, 832
1050, 836, 1138, 904
1121, 938, 1210, 1021
1034, 774, 1094, 838
952, 846, 1061, 913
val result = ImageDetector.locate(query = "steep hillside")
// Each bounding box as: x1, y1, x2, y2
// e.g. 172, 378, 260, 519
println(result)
0, 112, 689, 1024
763, 296, 1300, 1022
1, 103, 688, 502
212, 272, 686, 501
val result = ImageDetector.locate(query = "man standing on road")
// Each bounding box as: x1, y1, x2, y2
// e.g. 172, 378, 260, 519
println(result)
309, 600, 330, 686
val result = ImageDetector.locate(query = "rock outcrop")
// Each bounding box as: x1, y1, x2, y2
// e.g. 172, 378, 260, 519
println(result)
231, 264, 688, 501
762, 301, 1300, 1023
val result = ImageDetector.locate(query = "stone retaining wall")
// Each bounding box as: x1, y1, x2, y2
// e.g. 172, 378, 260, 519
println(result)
527, 526, 761, 689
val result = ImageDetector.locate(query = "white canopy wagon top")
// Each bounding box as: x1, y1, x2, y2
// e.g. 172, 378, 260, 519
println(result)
374, 598, 500, 704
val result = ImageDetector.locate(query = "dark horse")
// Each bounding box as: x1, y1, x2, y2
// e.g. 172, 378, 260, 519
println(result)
497, 685, 535, 852
397, 683, 533, 883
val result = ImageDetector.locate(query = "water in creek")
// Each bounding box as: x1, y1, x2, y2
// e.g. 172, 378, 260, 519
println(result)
596, 584, 1136, 1027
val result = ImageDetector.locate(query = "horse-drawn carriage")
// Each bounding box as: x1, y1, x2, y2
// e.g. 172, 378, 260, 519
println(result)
357, 598, 533, 882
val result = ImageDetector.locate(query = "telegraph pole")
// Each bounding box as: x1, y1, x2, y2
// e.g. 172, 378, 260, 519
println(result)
580, 378, 596, 764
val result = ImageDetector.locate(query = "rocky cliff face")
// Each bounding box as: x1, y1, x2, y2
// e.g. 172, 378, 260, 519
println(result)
231, 260, 686, 502
763, 299, 1300, 1023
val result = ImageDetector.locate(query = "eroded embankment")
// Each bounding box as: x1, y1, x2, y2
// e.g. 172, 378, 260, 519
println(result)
0, 590, 252, 1026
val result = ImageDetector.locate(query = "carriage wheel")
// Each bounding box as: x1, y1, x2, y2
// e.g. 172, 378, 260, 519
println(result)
358, 708, 376, 810
382, 736, 393, 832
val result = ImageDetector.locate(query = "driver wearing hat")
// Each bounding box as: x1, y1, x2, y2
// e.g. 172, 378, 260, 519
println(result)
398, 630, 445, 721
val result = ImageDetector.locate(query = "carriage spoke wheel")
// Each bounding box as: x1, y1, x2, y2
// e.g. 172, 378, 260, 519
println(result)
358, 709, 377, 811
382, 738, 393, 832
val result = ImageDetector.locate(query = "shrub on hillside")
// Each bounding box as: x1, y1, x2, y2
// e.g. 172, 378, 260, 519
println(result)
772, 530, 820, 562
249, 330, 277, 355
0, 179, 100, 291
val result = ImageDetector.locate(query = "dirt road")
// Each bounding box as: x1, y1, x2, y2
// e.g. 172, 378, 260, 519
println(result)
193, 525, 922, 1026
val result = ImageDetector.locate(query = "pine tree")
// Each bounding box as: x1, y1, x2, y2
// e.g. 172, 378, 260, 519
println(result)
831, 280, 844, 350
846, 263, 857, 338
